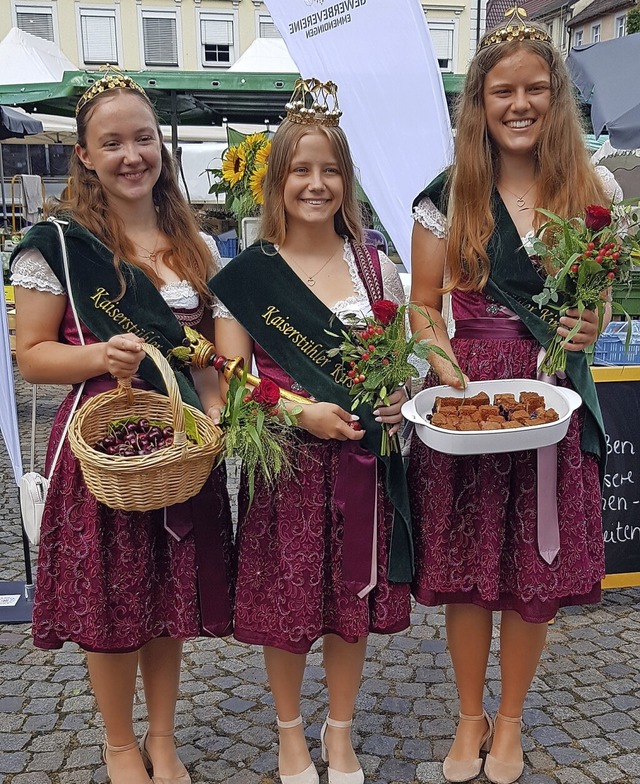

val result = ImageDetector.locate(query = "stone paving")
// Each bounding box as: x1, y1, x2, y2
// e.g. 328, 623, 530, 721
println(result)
1, 364, 640, 784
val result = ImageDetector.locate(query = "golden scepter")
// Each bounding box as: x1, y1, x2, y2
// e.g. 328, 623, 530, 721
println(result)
172, 327, 313, 406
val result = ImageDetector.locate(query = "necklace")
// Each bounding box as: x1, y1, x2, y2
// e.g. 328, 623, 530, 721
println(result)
286, 245, 341, 287
500, 181, 536, 210
131, 230, 161, 264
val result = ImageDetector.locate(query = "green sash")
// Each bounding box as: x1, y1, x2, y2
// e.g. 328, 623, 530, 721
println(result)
12, 218, 201, 410
414, 175, 606, 468
209, 241, 413, 582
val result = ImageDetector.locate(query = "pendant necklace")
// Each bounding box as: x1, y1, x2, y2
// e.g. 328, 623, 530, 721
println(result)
287, 245, 340, 287
131, 230, 161, 265
500, 181, 536, 210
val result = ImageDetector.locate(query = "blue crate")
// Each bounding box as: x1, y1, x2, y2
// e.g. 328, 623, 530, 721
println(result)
593, 322, 640, 366
214, 230, 238, 259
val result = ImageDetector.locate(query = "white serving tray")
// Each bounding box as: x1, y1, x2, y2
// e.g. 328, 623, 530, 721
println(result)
402, 379, 582, 455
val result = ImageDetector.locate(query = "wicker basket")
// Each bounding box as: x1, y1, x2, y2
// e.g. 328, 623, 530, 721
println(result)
68, 343, 224, 511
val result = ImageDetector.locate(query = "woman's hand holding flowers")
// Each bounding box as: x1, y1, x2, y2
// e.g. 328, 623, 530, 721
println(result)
557, 306, 600, 351
373, 386, 408, 437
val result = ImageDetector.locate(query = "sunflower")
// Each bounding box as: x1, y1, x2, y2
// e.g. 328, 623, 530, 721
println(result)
254, 139, 271, 167
249, 165, 268, 205
244, 132, 269, 151
221, 145, 246, 186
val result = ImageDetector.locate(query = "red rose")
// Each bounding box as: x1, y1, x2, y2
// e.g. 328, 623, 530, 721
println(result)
251, 378, 280, 408
584, 205, 612, 231
371, 299, 399, 326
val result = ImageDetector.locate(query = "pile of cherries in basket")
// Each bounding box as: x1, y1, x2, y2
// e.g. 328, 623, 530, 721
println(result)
94, 417, 175, 457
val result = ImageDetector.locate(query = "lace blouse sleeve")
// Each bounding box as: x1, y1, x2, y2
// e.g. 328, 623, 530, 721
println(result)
380, 253, 406, 306
595, 165, 623, 203
412, 197, 447, 239
200, 231, 233, 318
10, 247, 65, 295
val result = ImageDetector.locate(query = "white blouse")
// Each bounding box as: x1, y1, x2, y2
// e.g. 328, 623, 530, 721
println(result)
10, 232, 222, 310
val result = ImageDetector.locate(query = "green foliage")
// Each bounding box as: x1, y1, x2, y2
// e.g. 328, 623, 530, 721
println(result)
626, 9, 640, 34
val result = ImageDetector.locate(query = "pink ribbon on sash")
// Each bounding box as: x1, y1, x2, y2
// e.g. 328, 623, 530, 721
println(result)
454, 318, 560, 565
334, 441, 378, 598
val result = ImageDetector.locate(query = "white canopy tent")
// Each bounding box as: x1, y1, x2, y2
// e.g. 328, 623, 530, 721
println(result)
0, 27, 78, 86
228, 38, 298, 73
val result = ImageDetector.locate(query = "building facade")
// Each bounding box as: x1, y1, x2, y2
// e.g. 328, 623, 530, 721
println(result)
1, 0, 481, 77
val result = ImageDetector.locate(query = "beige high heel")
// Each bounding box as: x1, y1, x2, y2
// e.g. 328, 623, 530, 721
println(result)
483, 713, 524, 784
442, 711, 493, 783
103, 739, 151, 784
320, 716, 364, 784
139, 729, 191, 784
276, 716, 319, 784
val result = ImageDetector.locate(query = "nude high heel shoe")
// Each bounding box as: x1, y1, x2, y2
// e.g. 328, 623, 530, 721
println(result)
103, 739, 150, 784
442, 711, 493, 783
139, 729, 191, 784
320, 716, 364, 784
276, 716, 319, 784
483, 713, 524, 784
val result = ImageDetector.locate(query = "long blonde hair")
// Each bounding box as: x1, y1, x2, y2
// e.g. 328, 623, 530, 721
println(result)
446, 30, 608, 292
259, 121, 363, 245
56, 88, 213, 305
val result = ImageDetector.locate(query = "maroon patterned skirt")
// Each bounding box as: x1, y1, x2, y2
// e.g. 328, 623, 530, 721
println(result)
33, 390, 234, 652
233, 433, 411, 654
407, 335, 604, 623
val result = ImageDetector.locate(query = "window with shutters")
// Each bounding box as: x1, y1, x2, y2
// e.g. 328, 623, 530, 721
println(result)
258, 14, 281, 39
15, 4, 55, 42
428, 21, 455, 72
79, 8, 118, 65
142, 11, 179, 67
199, 13, 235, 67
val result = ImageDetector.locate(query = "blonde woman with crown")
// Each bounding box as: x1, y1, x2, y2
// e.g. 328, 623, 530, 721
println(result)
210, 79, 413, 784
10, 73, 235, 783
407, 11, 620, 784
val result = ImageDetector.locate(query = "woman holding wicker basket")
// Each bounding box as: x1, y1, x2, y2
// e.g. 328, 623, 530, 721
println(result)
11, 71, 234, 784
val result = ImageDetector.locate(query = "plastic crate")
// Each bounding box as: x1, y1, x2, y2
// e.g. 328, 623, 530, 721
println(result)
612, 272, 640, 317
214, 230, 238, 259
593, 321, 640, 366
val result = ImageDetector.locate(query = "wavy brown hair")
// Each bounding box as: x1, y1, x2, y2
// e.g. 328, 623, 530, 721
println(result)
259, 121, 363, 245
54, 87, 213, 304
446, 28, 609, 292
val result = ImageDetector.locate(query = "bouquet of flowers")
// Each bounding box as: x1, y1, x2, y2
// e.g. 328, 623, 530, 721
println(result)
532, 203, 640, 375
219, 367, 301, 503
328, 299, 460, 456
207, 132, 271, 223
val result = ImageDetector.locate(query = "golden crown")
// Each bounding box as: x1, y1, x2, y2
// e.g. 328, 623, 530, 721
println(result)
479, 7, 552, 50
76, 65, 147, 115
285, 78, 342, 126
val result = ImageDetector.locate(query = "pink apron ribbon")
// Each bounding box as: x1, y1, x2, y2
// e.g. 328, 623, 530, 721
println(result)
334, 441, 378, 598
454, 321, 561, 564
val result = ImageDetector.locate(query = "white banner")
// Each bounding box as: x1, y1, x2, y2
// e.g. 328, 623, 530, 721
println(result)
0, 286, 23, 484
264, 0, 453, 268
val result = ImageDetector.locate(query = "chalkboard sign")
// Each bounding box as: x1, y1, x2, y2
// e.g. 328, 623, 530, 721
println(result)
593, 368, 640, 587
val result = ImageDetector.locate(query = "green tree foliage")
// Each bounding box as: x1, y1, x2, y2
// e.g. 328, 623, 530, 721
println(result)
627, 9, 640, 34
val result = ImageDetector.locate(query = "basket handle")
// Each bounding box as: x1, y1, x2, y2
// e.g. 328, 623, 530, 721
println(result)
117, 343, 186, 445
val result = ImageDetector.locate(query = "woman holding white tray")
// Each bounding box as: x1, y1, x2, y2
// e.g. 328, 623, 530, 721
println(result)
407, 10, 620, 784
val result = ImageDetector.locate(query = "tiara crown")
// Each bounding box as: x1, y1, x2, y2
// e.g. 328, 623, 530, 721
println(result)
285, 78, 342, 127
76, 65, 147, 115
479, 7, 552, 50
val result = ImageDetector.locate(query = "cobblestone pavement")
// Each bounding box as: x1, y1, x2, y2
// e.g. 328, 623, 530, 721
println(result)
1, 365, 640, 784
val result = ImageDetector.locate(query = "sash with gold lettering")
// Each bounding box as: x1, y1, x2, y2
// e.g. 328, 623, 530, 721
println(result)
209, 240, 413, 584
12, 217, 233, 637
12, 218, 201, 409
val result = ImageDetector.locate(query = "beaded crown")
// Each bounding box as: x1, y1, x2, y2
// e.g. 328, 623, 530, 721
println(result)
285, 78, 342, 127
479, 7, 552, 50
76, 65, 147, 115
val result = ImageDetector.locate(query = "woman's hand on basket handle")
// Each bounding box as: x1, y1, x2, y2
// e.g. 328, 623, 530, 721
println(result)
104, 334, 145, 379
